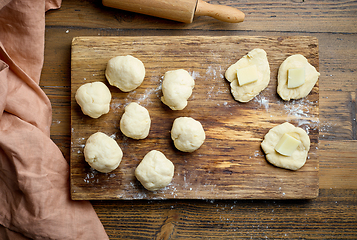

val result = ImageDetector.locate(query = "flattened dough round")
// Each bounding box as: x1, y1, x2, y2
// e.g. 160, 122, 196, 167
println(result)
171, 117, 205, 152
120, 102, 151, 140
84, 132, 123, 173
277, 54, 320, 101
225, 48, 270, 102
105, 55, 145, 92
75, 81, 111, 118
161, 69, 195, 110
261, 122, 310, 170
135, 150, 175, 191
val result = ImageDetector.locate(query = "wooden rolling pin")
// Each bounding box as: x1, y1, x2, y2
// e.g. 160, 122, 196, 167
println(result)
102, 0, 245, 23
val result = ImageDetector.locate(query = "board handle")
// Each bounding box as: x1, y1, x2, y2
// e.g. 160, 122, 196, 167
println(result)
195, 0, 245, 23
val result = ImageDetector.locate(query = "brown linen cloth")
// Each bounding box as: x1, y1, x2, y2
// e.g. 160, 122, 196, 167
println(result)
0, 0, 109, 239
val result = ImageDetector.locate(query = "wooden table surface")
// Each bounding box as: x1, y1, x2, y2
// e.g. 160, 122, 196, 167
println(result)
44, 0, 357, 238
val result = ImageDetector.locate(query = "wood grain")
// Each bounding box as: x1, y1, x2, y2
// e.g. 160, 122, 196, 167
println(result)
93, 189, 357, 239
45, 0, 357, 33
70, 36, 319, 200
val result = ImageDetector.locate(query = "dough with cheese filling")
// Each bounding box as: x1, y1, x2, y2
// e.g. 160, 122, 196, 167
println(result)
277, 54, 320, 101
261, 122, 310, 170
225, 48, 270, 102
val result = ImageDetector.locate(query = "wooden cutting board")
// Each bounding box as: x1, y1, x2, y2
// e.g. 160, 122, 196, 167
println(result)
70, 36, 319, 200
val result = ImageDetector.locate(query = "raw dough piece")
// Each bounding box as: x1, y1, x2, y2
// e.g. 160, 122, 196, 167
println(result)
84, 132, 123, 173
75, 81, 111, 118
161, 69, 195, 110
120, 102, 151, 140
277, 54, 320, 101
135, 150, 175, 191
105, 55, 145, 92
261, 122, 310, 170
171, 117, 205, 152
225, 48, 270, 102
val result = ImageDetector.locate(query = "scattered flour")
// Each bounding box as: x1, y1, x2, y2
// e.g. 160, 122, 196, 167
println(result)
110, 101, 122, 110
249, 150, 264, 159
190, 70, 200, 80
206, 65, 223, 80
52, 120, 61, 125
84, 168, 99, 184
136, 83, 162, 105
282, 99, 319, 133
254, 95, 270, 111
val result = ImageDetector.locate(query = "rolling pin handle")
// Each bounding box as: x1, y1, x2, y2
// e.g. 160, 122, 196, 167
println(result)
195, 0, 245, 23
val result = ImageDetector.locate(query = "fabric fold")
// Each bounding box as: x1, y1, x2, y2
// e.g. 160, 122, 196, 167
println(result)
0, 0, 109, 239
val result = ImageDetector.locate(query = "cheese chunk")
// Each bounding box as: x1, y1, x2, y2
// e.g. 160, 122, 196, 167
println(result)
274, 133, 301, 157
287, 68, 305, 88
236, 65, 259, 86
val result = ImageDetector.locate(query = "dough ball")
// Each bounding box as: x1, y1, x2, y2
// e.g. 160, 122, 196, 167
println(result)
171, 117, 205, 152
225, 48, 270, 102
75, 81, 111, 118
84, 132, 123, 173
161, 69, 195, 110
277, 54, 320, 101
261, 122, 310, 170
105, 55, 145, 92
120, 102, 151, 140
135, 150, 174, 191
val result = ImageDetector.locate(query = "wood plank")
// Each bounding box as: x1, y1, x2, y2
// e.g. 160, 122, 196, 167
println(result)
41, 86, 71, 161
319, 140, 357, 189
45, 0, 357, 33
319, 90, 355, 140
70, 36, 319, 200
318, 34, 357, 92
92, 189, 357, 239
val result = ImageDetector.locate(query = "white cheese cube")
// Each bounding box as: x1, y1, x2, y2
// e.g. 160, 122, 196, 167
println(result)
288, 68, 305, 88
274, 133, 301, 157
236, 65, 259, 86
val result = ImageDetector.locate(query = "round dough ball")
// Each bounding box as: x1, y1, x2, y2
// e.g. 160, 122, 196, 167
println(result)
277, 54, 320, 101
120, 102, 151, 140
84, 132, 123, 173
135, 150, 174, 191
161, 69, 195, 110
105, 55, 145, 92
75, 81, 111, 118
171, 117, 205, 152
225, 48, 270, 102
261, 122, 310, 170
